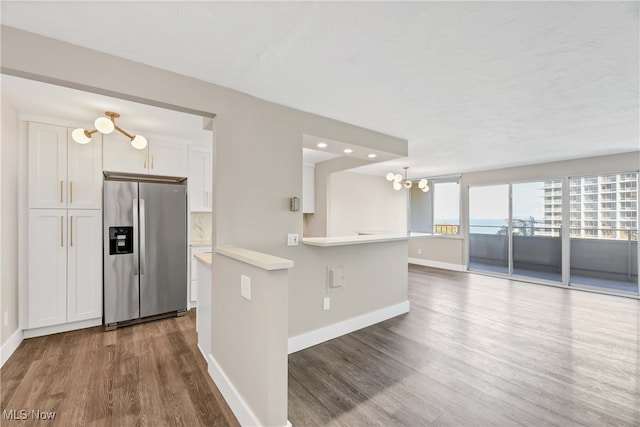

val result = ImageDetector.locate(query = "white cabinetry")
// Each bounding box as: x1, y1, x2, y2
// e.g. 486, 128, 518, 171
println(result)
188, 149, 212, 212
27, 210, 102, 328
195, 257, 212, 358
303, 164, 316, 213
27, 121, 103, 332
103, 133, 188, 177
189, 246, 211, 307
29, 122, 102, 209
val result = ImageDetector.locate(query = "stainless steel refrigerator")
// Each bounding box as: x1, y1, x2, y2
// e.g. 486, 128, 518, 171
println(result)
103, 177, 187, 329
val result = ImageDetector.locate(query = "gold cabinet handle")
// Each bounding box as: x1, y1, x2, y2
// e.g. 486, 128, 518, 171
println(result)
70, 216, 73, 247
60, 180, 64, 203
60, 216, 64, 247
144, 155, 147, 169
69, 181, 73, 204
151, 155, 154, 169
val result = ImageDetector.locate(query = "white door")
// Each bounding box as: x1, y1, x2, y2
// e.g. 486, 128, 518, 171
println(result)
188, 149, 212, 212
28, 209, 67, 328
102, 133, 148, 174
149, 140, 188, 177
28, 122, 67, 209
67, 210, 103, 322
67, 131, 103, 209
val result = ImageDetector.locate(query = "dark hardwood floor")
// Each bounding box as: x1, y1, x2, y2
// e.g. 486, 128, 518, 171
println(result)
288, 265, 640, 426
1, 310, 239, 427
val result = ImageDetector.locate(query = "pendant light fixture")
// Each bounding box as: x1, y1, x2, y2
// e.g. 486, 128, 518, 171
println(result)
72, 111, 147, 150
385, 167, 429, 192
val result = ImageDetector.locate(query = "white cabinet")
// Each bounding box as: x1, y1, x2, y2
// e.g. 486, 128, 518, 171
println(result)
189, 246, 211, 307
27, 210, 102, 328
303, 164, 316, 213
28, 122, 102, 209
102, 133, 147, 174
67, 210, 103, 323
188, 149, 212, 212
151, 140, 189, 177
195, 257, 212, 358
103, 133, 188, 177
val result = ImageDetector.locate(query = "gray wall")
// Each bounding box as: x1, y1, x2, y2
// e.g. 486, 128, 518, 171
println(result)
1, 99, 20, 346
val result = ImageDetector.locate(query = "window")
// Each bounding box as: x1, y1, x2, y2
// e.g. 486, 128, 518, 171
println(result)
410, 177, 460, 235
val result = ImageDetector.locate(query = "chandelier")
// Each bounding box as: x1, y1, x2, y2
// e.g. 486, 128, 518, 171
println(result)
385, 167, 429, 192
71, 111, 148, 150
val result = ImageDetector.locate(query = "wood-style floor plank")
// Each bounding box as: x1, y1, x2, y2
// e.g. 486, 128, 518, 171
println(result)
1, 310, 239, 427
288, 265, 640, 427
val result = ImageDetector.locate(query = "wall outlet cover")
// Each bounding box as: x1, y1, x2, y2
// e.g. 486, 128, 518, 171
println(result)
287, 233, 299, 246
241, 275, 251, 300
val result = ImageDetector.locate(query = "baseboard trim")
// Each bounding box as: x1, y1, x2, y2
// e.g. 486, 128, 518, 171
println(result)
23, 318, 102, 339
408, 257, 467, 272
288, 300, 410, 355
207, 353, 263, 427
1, 328, 24, 367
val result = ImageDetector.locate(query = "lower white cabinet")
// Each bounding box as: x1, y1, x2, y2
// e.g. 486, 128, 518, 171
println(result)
28, 209, 102, 329
189, 246, 211, 307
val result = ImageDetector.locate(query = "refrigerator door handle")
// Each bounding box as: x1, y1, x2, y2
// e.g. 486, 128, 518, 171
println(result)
133, 199, 139, 276
140, 198, 146, 275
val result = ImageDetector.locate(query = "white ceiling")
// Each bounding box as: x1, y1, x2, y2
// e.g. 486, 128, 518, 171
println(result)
2, 2, 638, 179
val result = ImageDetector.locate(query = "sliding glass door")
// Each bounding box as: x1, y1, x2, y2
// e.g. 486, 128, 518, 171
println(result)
569, 173, 638, 295
468, 173, 639, 296
512, 180, 562, 282
468, 184, 509, 275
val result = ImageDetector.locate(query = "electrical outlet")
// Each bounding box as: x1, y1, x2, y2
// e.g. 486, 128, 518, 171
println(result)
241, 275, 251, 300
323, 297, 330, 311
3, 311, 7, 327
287, 233, 299, 246
418, 248, 422, 255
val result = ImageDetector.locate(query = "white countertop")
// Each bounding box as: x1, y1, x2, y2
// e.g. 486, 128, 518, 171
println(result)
302, 232, 441, 247
357, 231, 442, 239
194, 252, 212, 266
302, 234, 409, 247
215, 246, 294, 271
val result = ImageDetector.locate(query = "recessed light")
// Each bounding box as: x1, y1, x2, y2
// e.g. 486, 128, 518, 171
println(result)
317, 142, 328, 148
343, 148, 353, 154
368, 153, 377, 158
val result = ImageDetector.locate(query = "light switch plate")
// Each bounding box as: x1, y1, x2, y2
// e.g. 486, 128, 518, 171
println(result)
241, 275, 251, 300
287, 233, 299, 246
323, 297, 330, 311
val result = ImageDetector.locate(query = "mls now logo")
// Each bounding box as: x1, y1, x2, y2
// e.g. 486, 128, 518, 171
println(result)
3, 409, 56, 420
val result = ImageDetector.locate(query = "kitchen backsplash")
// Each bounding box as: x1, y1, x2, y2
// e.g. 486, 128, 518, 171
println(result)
191, 212, 212, 242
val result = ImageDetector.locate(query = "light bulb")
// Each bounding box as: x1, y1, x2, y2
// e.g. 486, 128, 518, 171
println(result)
131, 135, 147, 150
94, 116, 115, 134
418, 179, 428, 189
343, 148, 353, 154
386, 172, 395, 181
368, 153, 377, 158
72, 128, 91, 144
404, 180, 412, 189
317, 142, 327, 148
421, 184, 430, 192
394, 174, 402, 183
393, 182, 402, 191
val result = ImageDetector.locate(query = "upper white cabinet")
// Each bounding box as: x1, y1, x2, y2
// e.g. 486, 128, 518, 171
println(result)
28, 122, 102, 209
102, 133, 147, 175
188, 149, 212, 212
103, 133, 188, 177
150, 140, 189, 177
303, 164, 316, 213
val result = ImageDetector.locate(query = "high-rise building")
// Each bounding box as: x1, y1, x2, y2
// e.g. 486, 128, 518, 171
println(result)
544, 173, 638, 240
